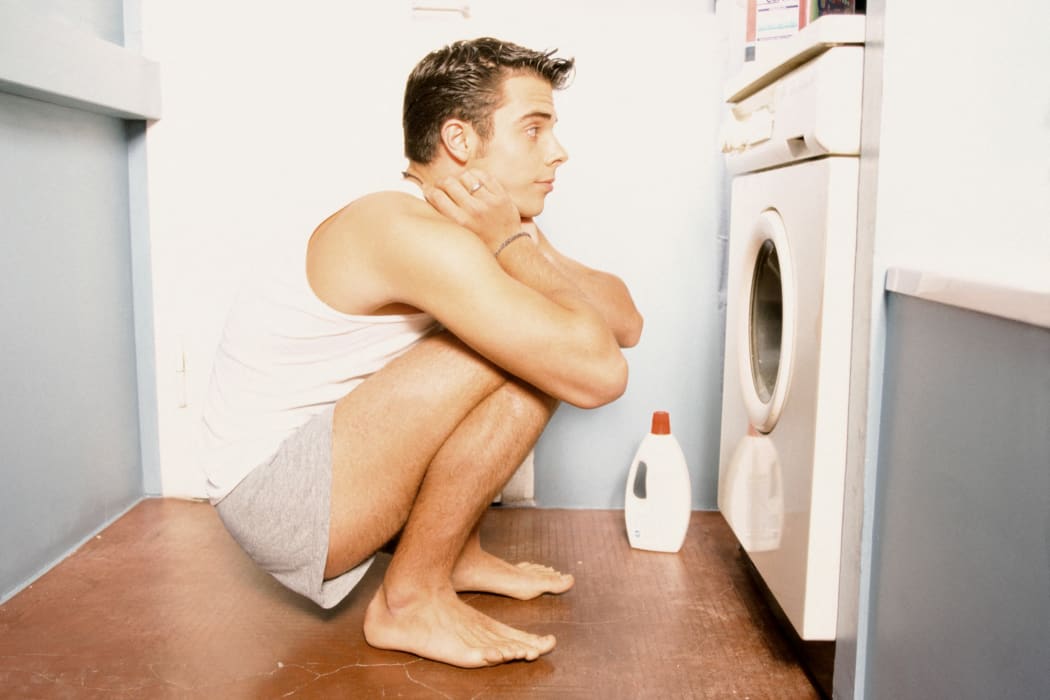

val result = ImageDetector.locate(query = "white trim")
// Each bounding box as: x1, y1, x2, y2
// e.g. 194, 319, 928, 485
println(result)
886, 268, 1050, 330
498, 451, 536, 507
0, 3, 161, 120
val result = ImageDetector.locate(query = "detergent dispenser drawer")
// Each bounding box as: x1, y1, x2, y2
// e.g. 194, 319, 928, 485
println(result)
722, 45, 863, 175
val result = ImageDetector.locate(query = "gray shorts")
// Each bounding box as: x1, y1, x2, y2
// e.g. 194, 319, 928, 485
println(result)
215, 404, 374, 609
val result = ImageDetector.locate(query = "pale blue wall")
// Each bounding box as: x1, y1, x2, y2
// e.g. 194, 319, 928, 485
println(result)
0, 1, 146, 603
533, 6, 728, 510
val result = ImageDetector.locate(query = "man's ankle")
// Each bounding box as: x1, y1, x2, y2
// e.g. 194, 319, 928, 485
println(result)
381, 576, 453, 611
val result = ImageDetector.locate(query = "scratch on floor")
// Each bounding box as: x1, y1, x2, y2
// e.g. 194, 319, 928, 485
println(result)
147, 663, 196, 691
279, 657, 425, 698
0, 667, 152, 695
544, 614, 648, 627
402, 662, 454, 699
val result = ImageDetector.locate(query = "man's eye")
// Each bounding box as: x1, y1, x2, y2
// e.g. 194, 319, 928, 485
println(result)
526, 127, 539, 138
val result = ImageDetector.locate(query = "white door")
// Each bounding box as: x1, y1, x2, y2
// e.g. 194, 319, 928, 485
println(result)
736, 208, 797, 434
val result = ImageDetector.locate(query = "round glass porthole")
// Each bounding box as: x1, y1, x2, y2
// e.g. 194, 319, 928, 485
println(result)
749, 239, 783, 404
737, 209, 795, 434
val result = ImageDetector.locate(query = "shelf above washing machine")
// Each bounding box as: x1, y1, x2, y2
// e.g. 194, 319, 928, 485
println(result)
725, 14, 865, 105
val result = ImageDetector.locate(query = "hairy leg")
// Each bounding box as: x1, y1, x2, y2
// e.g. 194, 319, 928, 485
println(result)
326, 332, 506, 574
363, 375, 561, 666
325, 331, 563, 667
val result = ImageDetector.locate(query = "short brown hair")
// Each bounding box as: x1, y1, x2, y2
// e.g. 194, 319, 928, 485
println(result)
403, 37, 575, 164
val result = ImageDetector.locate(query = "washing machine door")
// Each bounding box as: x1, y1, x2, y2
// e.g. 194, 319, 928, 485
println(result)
737, 209, 796, 433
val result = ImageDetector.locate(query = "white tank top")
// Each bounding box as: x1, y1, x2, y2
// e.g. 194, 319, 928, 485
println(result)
201, 179, 438, 502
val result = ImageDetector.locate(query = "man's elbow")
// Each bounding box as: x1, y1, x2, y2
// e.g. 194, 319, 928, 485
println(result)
618, 310, 644, 349
571, 351, 628, 409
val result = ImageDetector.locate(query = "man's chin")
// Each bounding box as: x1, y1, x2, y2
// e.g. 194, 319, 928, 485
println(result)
515, 200, 546, 220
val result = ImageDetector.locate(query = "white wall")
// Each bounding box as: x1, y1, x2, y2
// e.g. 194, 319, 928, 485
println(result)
140, 0, 729, 506
873, 4, 1050, 293
140, 1, 412, 496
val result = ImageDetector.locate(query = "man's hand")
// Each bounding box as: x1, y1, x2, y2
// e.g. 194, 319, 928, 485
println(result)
424, 170, 523, 253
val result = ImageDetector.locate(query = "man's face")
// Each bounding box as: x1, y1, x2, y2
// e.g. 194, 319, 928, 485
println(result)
469, 74, 569, 219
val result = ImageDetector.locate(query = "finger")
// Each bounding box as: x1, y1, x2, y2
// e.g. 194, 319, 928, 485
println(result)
423, 186, 468, 226
460, 171, 484, 195
472, 170, 504, 196
438, 175, 475, 206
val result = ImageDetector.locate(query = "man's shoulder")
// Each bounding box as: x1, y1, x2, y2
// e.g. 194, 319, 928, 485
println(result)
307, 189, 471, 314
348, 189, 434, 222
328, 190, 451, 240
312, 189, 472, 266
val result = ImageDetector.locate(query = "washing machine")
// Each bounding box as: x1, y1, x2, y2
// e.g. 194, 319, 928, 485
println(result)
717, 16, 865, 641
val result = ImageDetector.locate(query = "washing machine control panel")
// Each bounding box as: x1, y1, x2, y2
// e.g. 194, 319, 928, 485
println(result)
722, 45, 864, 175
720, 15, 866, 176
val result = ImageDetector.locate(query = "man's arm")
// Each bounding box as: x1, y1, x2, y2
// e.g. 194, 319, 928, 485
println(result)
326, 180, 627, 409
422, 169, 642, 349
523, 219, 643, 349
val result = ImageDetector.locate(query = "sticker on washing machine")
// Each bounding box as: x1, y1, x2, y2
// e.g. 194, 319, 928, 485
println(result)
746, 0, 803, 62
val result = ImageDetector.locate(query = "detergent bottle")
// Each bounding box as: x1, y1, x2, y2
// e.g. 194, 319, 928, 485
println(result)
624, 411, 692, 552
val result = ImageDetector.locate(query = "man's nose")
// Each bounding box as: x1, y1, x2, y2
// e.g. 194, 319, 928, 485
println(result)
547, 137, 569, 167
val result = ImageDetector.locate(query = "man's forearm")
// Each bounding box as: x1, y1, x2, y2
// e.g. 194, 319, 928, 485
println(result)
493, 235, 605, 326
540, 252, 643, 348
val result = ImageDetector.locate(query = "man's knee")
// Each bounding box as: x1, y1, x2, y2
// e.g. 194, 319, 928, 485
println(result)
501, 379, 559, 426
410, 330, 508, 389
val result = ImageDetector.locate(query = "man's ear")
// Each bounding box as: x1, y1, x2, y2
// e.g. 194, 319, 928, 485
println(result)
439, 119, 476, 164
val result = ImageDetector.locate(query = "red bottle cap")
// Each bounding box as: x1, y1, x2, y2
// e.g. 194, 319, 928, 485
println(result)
651, 411, 670, 435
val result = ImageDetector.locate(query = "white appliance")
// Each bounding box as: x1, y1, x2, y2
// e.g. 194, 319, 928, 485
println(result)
717, 16, 865, 641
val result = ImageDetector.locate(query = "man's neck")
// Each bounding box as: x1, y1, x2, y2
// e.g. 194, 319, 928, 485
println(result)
402, 159, 464, 190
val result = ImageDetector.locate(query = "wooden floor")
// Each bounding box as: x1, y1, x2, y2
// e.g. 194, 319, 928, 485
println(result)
0, 500, 823, 699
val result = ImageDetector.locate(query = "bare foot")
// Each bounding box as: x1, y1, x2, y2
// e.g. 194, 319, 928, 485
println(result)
363, 584, 556, 668
452, 546, 575, 600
